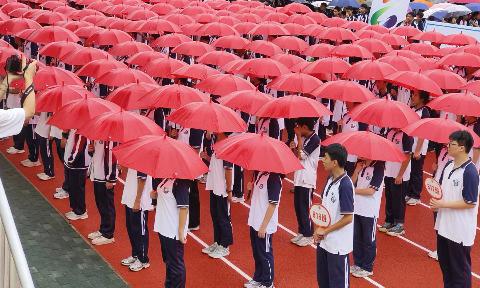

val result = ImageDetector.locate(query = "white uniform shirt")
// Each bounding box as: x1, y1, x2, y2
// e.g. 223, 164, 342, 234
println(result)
293, 133, 320, 189
412, 107, 430, 156
434, 147, 452, 182
206, 153, 233, 197
34, 112, 51, 138
121, 169, 154, 211
248, 172, 282, 234
384, 129, 413, 181
0, 108, 25, 137
354, 161, 385, 218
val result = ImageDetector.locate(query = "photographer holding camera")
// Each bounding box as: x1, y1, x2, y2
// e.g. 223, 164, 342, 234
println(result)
0, 54, 37, 139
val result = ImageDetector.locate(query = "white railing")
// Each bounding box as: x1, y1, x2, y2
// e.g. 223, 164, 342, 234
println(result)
0, 180, 35, 288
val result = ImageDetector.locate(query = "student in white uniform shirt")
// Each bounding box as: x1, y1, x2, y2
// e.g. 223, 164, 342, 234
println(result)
244, 171, 283, 288
201, 132, 234, 259
431, 131, 479, 288
289, 118, 321, 247
19, 113, 40, 168
315, 144, 354, 288
464, 116, 480, 170
34, 112, 55, 180
342, 102, 369, 176
151, 178, 190, 288
351, 160, 385, 278
120, 169, 153, 272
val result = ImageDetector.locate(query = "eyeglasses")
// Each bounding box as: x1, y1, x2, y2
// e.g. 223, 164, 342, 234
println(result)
448, 142, 462, 148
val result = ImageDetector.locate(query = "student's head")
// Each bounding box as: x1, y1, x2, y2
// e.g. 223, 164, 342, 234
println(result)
411, 90, 430, 106
322, 143, 348, 172
416, 11, 424, 19
295, 117, 317, 136
359, 4, 368, 14
448, 130, 474, 156
333, 7, 341, 17
406, 12, 414, 23
5, 54, 22, 75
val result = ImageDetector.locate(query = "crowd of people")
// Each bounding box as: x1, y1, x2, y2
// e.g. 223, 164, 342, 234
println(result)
0, 0, 479, 288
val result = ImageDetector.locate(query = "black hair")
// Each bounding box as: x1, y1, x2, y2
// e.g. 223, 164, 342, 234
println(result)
418, 90, 430, 104
325, 143, 348, 168
333, 6, 341, 12
360, 4, 368, 9
406, 12, 414, 17
5, 54, 22, 75
417, 11, 424, 18
449, 130, 474, 154
296, 117, 317, 131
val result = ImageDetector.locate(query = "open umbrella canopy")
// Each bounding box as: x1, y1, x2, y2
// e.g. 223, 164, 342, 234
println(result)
423, 69, 467, 91
427, 92, 480, 117
147, 84, 210, 109
385, 71, 443, 96
106, 83, 161, 110
235, 58, 290, 79
218, 90, 273, 115
343, 60, 397, 81
255, 95, 332, 118
36, 84, 94, 112
172, 63, 221, 81
195, 74, 255, 96
266, 73, 323, 94
76, 58, 127, 79
34, 66, 84, 90
113, 135, 208, 179
95, 68, 156, 87
311, 80, 376, 102
213, 132, 303, 174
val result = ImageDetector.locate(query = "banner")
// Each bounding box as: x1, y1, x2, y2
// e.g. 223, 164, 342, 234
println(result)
424, 20, 480, 42
368, 0, 410, 28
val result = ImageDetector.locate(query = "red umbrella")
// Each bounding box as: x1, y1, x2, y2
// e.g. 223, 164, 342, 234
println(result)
385, 50, 423, 59
423, 69, 467, 91
361, 25, 389, 34
322, 131, 406, 162
233, 22, 257, 34
213, 132, 303, 174
218, 16, 240, 26
212, 35, 250, 50
113, 135, 208, 179
403, 118, 480, 146
36, 85, 94, 112
280, 2, 312, 14
194, 13, 219, 24
150, 3, 177, 15
255, 95, 331, 118
377, 55, 420, 72
180, 23, 203, 37
0, 18, 41, 35
272, 36, 309, 52
126, 8, 157, 21
331, 43, 374, 59
76, 58, 127, 78
108, 41, 153, 57
61, 47, 110, 66
417, 58, 441, 71
218, 90, 273, 114
147, 84, 209, 109
349, 98, 420, 128
271, 54, 305, 69
460, 44, 480, 55
142, 58, 187, 78
86, 29, 133, 46
304, 24, 325, 37
42, 2, 70, 10
306, 12, 327, 24
311, 80, 375, 102
27, 26, 80, 44
412, 30, 445, 43
34, 67, 84, 90
167, 101, 247, 132
443, 33, 477, 46
95, 68, 156, 87
47, 97, 121, 130
377, 33, 409, 46
235, 58, 290, 78
222, 59, 247, 74
355, 29, 381, 40
264, 12, 289, 23
163, 13, 195, 26
172, 63, 221, 80
342, 20, 369, 31
197, 51, 241, 67
343, 60, 397, 81
321, 17, 347, 28
302, 43, 334, 58
32, 10, 67, 25
172, 41, 214, 57
248, 22, 289, 36
39, 41, 82, 59
427, 92, 480, 117
182, 6, 208, 16
195, 74, 255, 96
125, 51, 167, 67
235, 13, 262, 24
391, 26, 421, 37
464, 81, 480, 95
137, 18, 181, 34
79, 110, 165, 142
74, 26, 104, 39
317, 27, 358, 42
1, 2, 29, 14
246, 40, 283, 57
385, 71, 442, 96
59, 20, 93, 32
267, 73, 322, 94
354, 38, 392, 54
438, 52, 480, 68
106, 83, 161, 110
285, 22, 309, 35
197, 22, 238, 36
304, 57, 351, 75
286, 13, 316, 26
402, 43, 440, 57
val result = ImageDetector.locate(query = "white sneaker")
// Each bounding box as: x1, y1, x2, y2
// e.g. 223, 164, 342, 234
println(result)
352, 268, 373, 278
129, 259, 150, 272
121, 256, 137, 266
350, 265, 361, 274
37, 173, 54, 181
6, 147, 25, 154
428, 250, 438, 261
406, 198, 420, 206
232, 196, 245, 203
209, 245, 230, 259
65, 211, 88, 221
202, 242, 218, 254
56, 187, 66, 193
199, 174, 207, 184
54, 190, 69, 199
92, 236, 115, 245
21, 159, 41, 167
188, 226, 200, 231
88, 231, 102, 240
259, 285, 274, 288
244, 280, 261, 288
290, 234, 303, 244
296, 236, 314, 247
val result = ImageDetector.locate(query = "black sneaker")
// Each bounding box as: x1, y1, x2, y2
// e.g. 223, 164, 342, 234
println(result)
378, 222, 394, 233
386, 224, 405, 237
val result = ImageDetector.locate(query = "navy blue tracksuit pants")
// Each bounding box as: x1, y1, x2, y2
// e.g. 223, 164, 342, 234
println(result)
67, 168, 87, 215
317, 246, 350, 288
36, 134, 54, 177
250, 226, 274, 287
210, 193, 233, 248
93, 182, 115, 239
294, 186, 313, 237
53, 138, 68, 192
159, 234, 186, 288
188, 180, 200, 229
232, 164, 244, 199
384, 177, 408, 225
25, 125, 38, 162
125, 207, 149, 264
437, 234, 472, 288
353, 215, 377, 272
407, 155, 425, 200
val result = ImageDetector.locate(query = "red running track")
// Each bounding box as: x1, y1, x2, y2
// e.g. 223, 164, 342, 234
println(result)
2, 138, 480, 288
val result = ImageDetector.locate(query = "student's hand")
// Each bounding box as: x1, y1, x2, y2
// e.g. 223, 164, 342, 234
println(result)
227, 191, 233, 203
133, 200, 141, 212
429, 198, 445, 209
289, 141, 296, 150
394, 175, 402, 185
150, 190, 157, 199
354, 161, 365, 172
200, 151, 209, 160
313, 227, 327, 243
413, 151, 421, 160
431, 162, 438, 172
258, 227, 267, 239
105, 182, 114, 189
294, 125, 301, 138
246, 181, 253, 191
60, 138, 67, 148
179, 231, 187, 244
